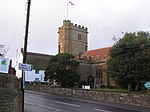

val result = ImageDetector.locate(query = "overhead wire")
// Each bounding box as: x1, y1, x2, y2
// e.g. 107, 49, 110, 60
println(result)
14, 2, 31, 67
4, 1, 28, 67
5, 7, 26, 56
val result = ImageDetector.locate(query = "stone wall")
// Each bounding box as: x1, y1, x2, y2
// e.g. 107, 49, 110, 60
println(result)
26, 85, 150, 108
0, 74, 22, 112
77, 62, 92, 81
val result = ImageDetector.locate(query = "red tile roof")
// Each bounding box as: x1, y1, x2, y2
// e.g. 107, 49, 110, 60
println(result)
85, 46, 112, 57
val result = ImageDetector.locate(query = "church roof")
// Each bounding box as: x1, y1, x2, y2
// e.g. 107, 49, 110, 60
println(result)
85, 46, 112, 57
26, 52, 53, 70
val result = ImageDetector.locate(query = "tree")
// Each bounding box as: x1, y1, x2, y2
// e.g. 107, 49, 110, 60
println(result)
60, 69, 80, 87
44, 53, 80, 87
107, 31, 150, 91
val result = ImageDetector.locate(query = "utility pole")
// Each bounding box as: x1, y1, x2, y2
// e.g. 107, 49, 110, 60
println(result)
21, 0, 31, 112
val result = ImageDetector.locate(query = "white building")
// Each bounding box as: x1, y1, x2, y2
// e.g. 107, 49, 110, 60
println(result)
16, 49, 53, 82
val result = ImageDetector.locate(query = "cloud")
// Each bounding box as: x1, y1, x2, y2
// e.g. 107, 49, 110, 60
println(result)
1, 0, 150, 66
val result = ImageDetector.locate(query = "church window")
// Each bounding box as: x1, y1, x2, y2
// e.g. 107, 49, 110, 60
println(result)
104, 56, 106, 59
58, 45, 60, 53
83, 56, 86, 60
78, 33, 81, 40
100, 69, 103, 80
96, 69, 103, 79
96, 69, 100, 78
85, 46, 87, 51
99, 56, 101, 60
96, 57, 98, 61
89, 56, 92, 61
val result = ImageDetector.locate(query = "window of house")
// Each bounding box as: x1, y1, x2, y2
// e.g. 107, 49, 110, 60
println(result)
78, 33, 81, 40
35, 78, 39, 82
35, 69, 39, 74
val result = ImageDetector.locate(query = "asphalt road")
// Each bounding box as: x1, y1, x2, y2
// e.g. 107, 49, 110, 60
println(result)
25, 90, 150, 112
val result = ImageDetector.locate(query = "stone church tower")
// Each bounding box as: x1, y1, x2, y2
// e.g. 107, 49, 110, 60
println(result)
58, 20, 88, 56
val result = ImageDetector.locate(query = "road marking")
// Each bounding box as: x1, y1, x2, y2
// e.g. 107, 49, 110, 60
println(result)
94, 108, 112, 112
55, 101, 80, 107
25, 102, 62, 111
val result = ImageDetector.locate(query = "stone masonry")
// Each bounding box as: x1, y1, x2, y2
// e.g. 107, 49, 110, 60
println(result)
26, 85, 150, 108
58, 20, 88, 56
0, 74, 22, 112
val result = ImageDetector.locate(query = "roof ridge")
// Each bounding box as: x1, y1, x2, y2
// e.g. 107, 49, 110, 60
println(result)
87, 46, 112, 52
27, 52, 53, 57
84, 46, 112, 57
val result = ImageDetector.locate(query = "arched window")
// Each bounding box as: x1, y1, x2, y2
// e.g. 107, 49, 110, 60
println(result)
96, 68, 103, 79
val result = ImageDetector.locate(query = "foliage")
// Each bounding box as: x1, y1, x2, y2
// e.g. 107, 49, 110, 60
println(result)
107, 31, 150, 91
44, 53, 80, 87
60, 69, 80, 87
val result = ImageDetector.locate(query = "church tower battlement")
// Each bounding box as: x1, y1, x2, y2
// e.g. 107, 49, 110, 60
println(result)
58, 20, 88, 56
61, 20, 88, 31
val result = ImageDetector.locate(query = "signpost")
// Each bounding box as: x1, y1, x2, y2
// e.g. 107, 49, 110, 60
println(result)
21, 0, 31, 111
19, 63, 32, 71
144, 81, 150, 89
19, 63, 33, 90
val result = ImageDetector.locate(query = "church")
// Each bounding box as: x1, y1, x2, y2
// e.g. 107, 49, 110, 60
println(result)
18, 20, 115, 88
58, 20, 115, 87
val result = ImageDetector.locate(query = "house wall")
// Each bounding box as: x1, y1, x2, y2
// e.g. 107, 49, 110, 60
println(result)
17, 67, 46, 82
16, 51, 49, 82
25, 70, 45, 82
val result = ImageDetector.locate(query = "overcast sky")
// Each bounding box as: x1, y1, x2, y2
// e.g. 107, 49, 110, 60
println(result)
1, 0, 150, 67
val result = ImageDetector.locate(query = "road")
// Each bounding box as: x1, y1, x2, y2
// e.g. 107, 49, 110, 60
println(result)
25, 90, 150, 112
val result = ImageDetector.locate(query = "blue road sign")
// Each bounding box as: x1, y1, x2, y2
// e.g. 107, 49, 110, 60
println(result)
19, 63, 33, 71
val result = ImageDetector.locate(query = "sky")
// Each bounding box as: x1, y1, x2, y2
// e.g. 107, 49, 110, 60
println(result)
1, 0, 150, 67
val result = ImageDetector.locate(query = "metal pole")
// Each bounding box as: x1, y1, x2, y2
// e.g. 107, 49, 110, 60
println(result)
67, 0, 69, 18
21, 0, 31, 112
